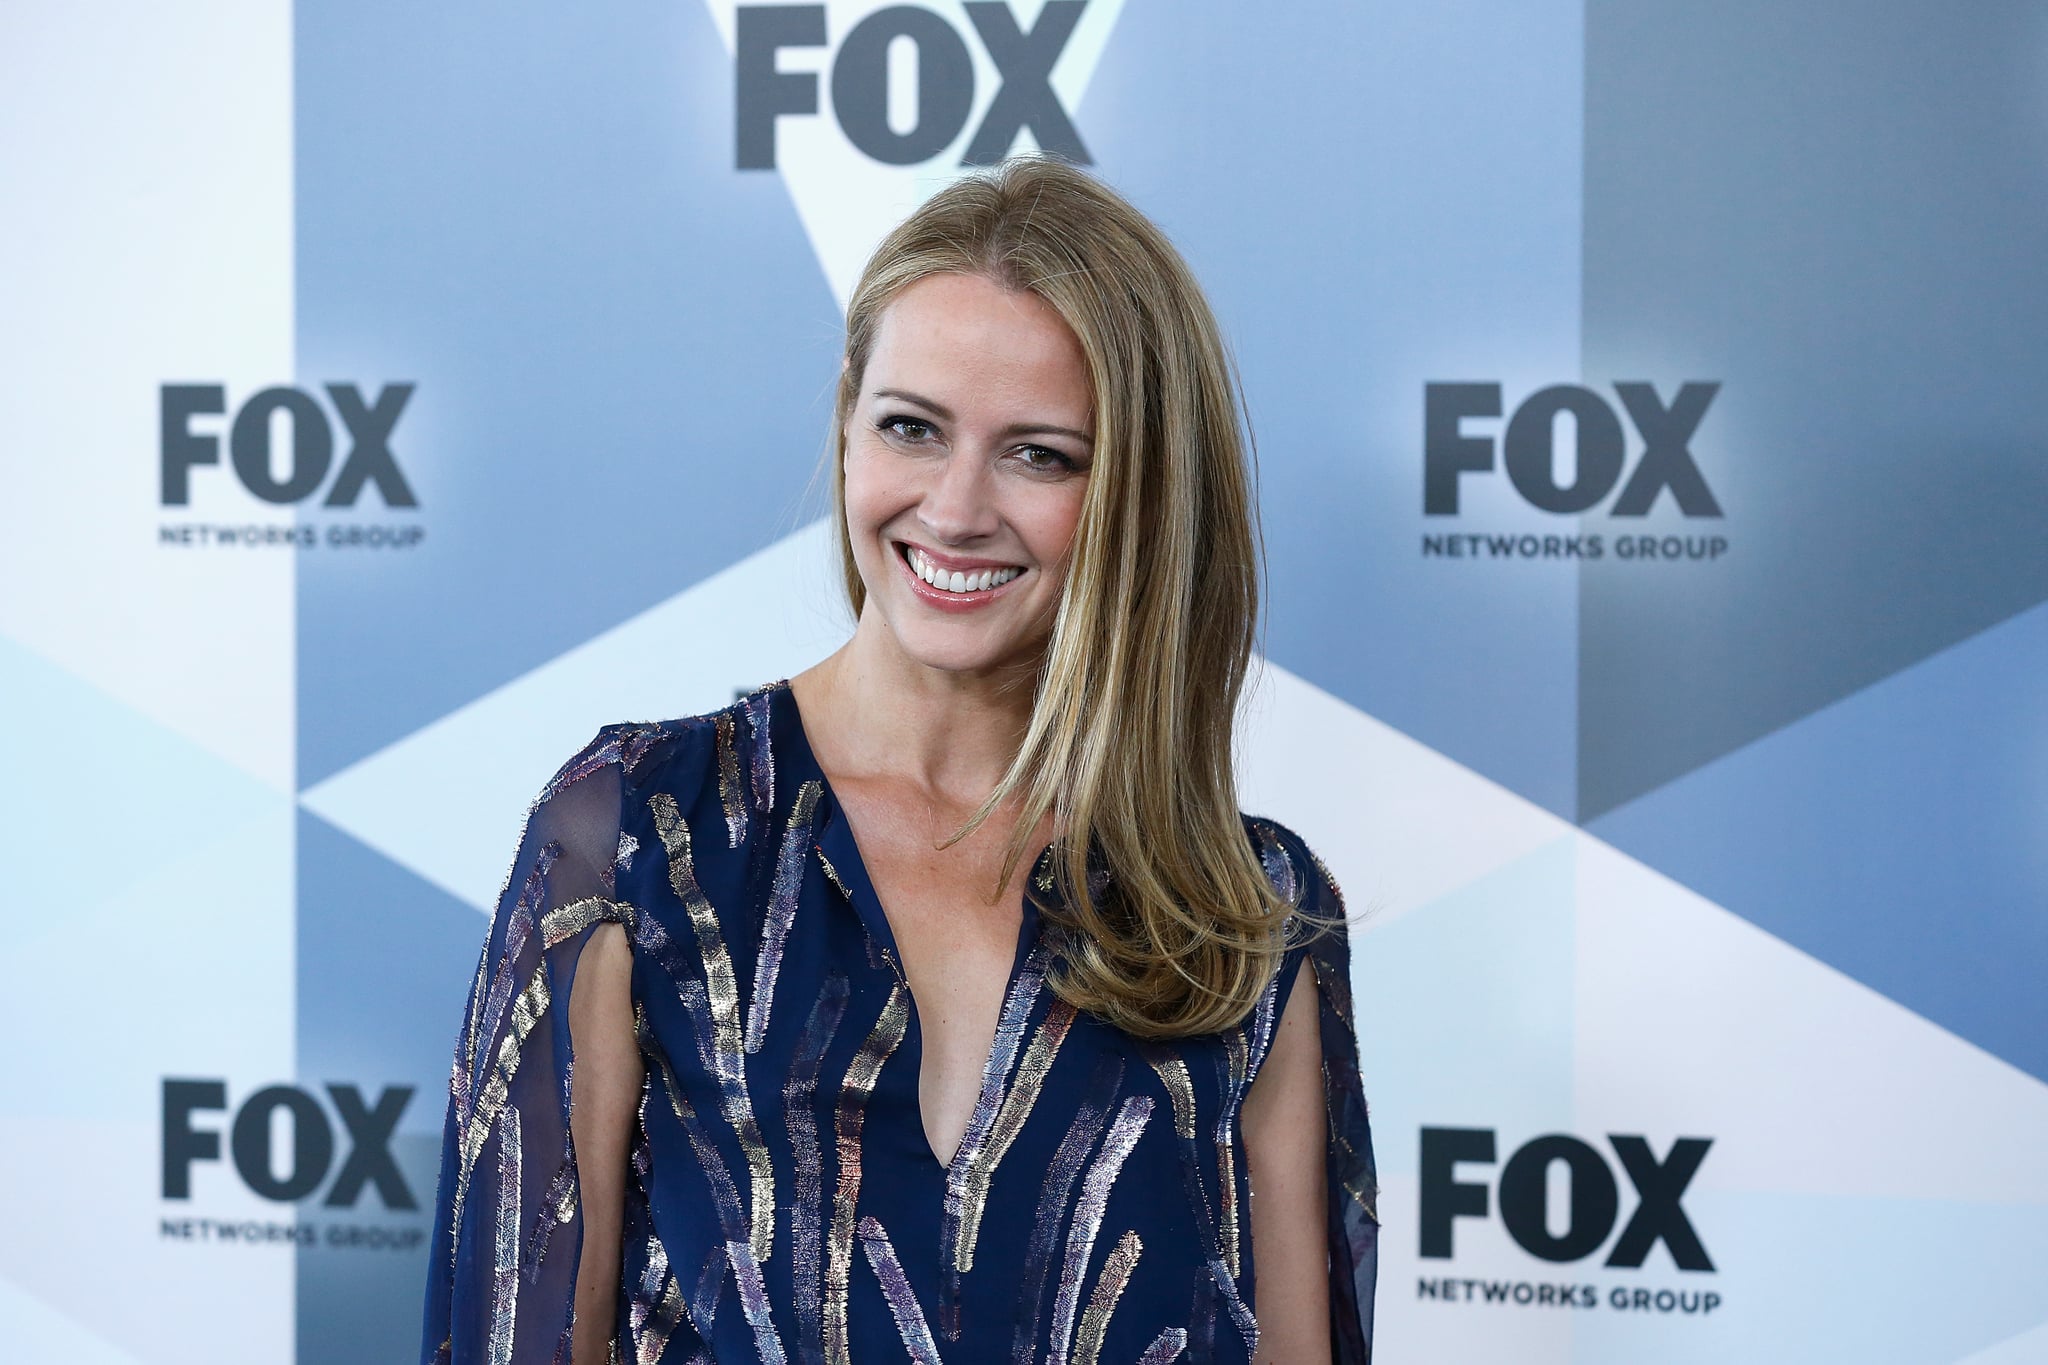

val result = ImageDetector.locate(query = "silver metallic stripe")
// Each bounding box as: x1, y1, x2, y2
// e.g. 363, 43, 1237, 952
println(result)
940, 944, 1051, 1335
486, 1107, 521, 1365
471, 844, 557, 1110
955, 997, 1075, 1282
1137, 1328, 1188, 1364
729, 1237, 789, 1365
456, 969, 552, 1236
748, 779, 822, 1054
786, 975, 850, 1365
632, 1231, 686, 1365
523, 1151, 577, 1274
1050, 1095, 1154, 1365
743, 688, 775, 814
1253, 820, 1301, 905
1012, 1058, 1121, 1365
859, 1215, 945, 1365
691, 1246, 726, 1336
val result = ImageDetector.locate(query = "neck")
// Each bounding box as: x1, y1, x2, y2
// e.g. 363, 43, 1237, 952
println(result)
792, 606, 1039, 807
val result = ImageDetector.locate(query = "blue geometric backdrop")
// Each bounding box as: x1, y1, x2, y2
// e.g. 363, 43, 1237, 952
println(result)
2, 3, 2044, 1362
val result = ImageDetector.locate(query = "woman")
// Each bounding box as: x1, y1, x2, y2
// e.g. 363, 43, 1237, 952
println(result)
422, 156, 1377, 1365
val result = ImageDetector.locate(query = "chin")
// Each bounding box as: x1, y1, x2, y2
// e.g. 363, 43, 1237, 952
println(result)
889, 629, 1033, 678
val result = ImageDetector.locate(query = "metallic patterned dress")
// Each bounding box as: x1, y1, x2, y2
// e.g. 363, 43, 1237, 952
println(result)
421, 681, 1377, 1365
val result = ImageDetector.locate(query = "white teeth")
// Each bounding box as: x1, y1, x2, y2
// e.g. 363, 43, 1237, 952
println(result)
906, 547, 1021, 593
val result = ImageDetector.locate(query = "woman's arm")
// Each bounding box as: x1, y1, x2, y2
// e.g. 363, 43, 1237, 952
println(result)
567, 922, 644, 1365
1241, 963, 1333, 1364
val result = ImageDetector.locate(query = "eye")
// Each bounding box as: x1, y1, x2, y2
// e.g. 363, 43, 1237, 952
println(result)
1013, 445, 1080, 475
877, 414, 937, 444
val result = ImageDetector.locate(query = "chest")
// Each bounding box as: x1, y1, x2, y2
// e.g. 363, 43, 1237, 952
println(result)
619, 749, 1271, 1360
819, 782, 1051, 1165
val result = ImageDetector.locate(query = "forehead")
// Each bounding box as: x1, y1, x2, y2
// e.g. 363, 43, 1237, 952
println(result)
863, 274, 1092, 420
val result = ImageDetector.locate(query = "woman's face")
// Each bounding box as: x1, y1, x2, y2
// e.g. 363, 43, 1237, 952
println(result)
843, 271, 1095, 681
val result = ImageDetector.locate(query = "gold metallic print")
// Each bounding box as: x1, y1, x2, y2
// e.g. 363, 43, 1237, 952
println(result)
826, 986, 909, 1365
456, 970, 552, 1228
1312, 957, 1381, 1224
540, 896, 634, 949
553, 1166, 578, 1227
1218, 1140, 1240, 1280
716, 712, 747, 847
520, 1148, 580, 1272
640, 1275, 686, 1365
1147, 1054, 1197, 1141
460, 842, 556, 1130
817, 849, 852, 900
649, 791, 776, 1265
1218, 1032, 1247, 1278
631, 1231, 686, 1365
955, 998, 1076, 1274
640, 1020, 791, 1363
1072, 1230, 1143, 1365
941, 947, 1052, 1342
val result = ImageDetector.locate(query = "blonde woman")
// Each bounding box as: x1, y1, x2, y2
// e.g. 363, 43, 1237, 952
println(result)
423, 157, 1377, 1365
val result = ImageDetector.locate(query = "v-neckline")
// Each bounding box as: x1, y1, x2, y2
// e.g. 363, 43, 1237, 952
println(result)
767, 679, 1054, 1171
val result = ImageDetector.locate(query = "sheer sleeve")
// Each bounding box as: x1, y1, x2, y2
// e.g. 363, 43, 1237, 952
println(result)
420, 730, 640, 1365
1254, 819, 1381, 1363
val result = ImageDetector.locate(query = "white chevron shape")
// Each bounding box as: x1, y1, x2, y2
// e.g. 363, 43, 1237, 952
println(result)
301, 519, 853, 912
701, 0, 1128, 308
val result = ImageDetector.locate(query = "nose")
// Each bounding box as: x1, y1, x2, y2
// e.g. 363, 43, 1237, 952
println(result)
918, 447, 1000, 545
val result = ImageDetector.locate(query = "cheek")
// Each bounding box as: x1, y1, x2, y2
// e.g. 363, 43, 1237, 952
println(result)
841, 445, 902, 536
1019, 483, 1089, 567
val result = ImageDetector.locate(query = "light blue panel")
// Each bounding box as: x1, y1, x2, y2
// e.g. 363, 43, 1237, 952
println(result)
1356, 838, 1580, 1177
1082, 0, 1587, 817
1579, 0, 2048, 818
294, 0, 842, 784
295, 809, 482, 1136
0, 634, 277, 920
0, 1276, 141, 1365
0, 636, 291, 1122
1573, 1193, 2048, 1365
1591, 600, 2048, 1081
294, 809, 480, 1365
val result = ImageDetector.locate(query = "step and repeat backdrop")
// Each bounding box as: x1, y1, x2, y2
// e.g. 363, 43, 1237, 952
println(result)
4, 2, 2047, 1362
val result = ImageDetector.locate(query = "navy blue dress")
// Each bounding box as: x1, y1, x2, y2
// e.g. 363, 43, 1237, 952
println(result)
422, 681, 1377, 1364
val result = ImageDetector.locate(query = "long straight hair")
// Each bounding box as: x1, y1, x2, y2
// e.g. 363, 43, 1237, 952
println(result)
831, 157, 1287, 1038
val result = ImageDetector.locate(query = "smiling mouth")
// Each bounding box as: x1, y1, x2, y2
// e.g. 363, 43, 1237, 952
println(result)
899, 544, 1024, 595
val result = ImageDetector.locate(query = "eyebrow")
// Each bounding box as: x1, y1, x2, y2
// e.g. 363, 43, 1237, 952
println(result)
871, 387, 1094, 447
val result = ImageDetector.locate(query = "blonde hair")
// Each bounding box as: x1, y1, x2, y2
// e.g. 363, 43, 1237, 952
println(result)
831, 157, 1289, 1038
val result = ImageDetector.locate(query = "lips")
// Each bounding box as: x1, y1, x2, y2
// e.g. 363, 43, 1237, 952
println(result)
902, 544, 1023, 594
895, 542, 1026, 605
